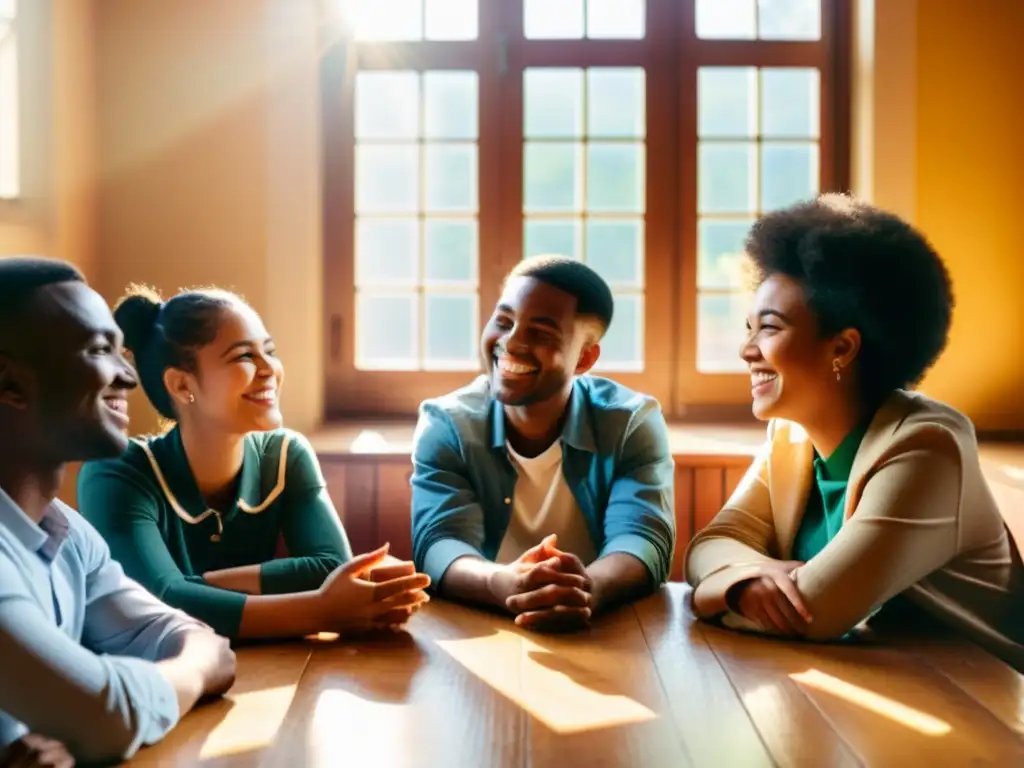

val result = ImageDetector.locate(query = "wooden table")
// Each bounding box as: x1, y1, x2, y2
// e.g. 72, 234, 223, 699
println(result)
126, 585, 1024, 767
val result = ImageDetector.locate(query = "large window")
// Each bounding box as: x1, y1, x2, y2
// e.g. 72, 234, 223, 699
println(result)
0, 0, 17, 200
323, 0, 849, 417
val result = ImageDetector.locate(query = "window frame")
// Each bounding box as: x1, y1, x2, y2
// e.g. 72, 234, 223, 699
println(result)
321, 0, 851, 419
0, 0, 19, 201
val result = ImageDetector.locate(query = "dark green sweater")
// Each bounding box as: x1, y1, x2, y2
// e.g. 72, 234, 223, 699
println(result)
77, 427, 352, 636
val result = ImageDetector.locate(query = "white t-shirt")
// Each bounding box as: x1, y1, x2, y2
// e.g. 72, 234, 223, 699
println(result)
494, 440, 597, 565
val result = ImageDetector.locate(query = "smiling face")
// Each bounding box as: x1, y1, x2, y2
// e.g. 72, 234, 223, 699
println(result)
480, 276, 600, 407
741, 273, 859, 423
2, 282, 139, 463
167, 302, 284, 435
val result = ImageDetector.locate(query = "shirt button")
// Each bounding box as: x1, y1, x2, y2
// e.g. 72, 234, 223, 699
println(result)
504, 498, 511, 504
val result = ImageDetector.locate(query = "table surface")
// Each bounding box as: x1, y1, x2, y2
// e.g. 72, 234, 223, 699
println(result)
126, 584, 1024, 767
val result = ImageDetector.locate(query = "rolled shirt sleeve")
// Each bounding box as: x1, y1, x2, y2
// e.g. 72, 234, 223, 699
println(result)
0, 508, 209, 763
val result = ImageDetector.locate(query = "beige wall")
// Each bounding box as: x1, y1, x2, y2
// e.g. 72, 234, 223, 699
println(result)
94, 0, 323, 435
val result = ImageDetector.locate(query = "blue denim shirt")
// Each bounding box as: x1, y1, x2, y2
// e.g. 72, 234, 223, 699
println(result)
411, 374, 676, 587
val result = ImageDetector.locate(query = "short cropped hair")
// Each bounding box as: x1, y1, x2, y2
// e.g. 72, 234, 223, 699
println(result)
0, 257, 85, 336
745, 194, 955, 401
507, 255, 614, 333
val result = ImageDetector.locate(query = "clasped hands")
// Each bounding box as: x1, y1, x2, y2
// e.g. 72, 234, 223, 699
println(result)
728, 560, 814, 637
315, 544, 431, 635
490, 534, 597, 633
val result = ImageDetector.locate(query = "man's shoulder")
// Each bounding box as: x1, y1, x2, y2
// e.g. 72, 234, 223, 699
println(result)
575, 375, 660, 416
420, 375, 492, 420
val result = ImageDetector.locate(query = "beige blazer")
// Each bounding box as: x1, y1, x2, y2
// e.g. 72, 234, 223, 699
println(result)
686, 390, 1024, 670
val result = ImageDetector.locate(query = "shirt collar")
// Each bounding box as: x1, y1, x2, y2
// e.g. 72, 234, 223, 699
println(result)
152, 427, 265, 514
815, 420, 871, 483
0, 486, 71, 562
488, 377, 597, 453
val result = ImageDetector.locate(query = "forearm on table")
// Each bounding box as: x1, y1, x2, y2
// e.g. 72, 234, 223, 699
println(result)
588, 552, 652, 612
235, 590, 324, 639
438, 556, 508, 610
203, 565, 262, 595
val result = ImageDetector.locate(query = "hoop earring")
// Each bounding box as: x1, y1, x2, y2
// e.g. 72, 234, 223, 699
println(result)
832, 359, 842, 382
188, 392, 195, 404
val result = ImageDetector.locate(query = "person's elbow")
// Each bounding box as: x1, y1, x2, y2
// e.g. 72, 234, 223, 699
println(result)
63, 698, 166, 764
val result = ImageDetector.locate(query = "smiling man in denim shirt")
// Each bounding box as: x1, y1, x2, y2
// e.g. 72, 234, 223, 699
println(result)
411, 255, 675, 632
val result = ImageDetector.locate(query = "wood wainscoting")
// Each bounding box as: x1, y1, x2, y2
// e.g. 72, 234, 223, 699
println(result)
310, 422, 1024, 581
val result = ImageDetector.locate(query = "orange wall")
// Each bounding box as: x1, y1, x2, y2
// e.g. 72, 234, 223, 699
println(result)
913, 0, 1024, 431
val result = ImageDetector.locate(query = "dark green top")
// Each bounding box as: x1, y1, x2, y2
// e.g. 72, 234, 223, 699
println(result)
77, 427, 352, 637
791, 423, 869, 562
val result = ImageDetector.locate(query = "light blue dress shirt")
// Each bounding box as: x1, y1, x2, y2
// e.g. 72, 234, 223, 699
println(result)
411, 374, 676, 586
0, 487, 207, 763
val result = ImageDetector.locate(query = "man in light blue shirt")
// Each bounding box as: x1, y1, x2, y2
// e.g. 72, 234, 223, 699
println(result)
0, 258, 236, 765
412, 256, 675, 632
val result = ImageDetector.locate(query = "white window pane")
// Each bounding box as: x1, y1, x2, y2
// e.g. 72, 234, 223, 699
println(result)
356, 218, 419, 287
696, 0, 755, 39
524, 0, 584, 39
356, 293, 419, 369
524, 69, 583, 139
758, 0, 821, 40
697, 293, 750, 372
0, 24, 16, 199
698, 219, 754, 291
524, 142, 583, 213
349, 0, 423, 41
425, 0, 478, 40
586, 219, 643, 289
699, 67, 757, 138
587, 0, 645, 39
593, 294, 643, 371
355, 72, 419, 139
355, 144, 419, 213
698, 142, 757, 214
425, 219, 477, 285
524, 219, 582, 261
587, 68, 645, 138
424, 294, 479, 369
761, 141, 818, 211
424, 71, 477, 140
586, 143, 645, 213
761, 68, 819, 138
424, 143, 477, 212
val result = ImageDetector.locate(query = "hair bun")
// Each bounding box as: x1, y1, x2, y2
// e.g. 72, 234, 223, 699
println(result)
114, 284, 164, 353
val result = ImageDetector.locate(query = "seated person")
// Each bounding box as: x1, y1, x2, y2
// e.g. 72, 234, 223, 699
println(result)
411, 255, 675, 632
0, 258, 235, 764
78, 286, 429, 640
685, 195, 1024, 670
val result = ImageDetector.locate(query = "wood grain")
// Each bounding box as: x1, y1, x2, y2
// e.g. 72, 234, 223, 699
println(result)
126, 585, 1024, 767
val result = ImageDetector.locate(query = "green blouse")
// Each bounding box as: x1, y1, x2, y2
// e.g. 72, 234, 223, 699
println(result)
791, 423, 869, 562
77, 427, 352, 637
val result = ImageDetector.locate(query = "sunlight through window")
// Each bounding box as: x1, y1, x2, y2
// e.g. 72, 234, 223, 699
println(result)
790, 669, 952, 736
437, 629, 657, 733
0, 0, 18, 199
199, 685, 298, 759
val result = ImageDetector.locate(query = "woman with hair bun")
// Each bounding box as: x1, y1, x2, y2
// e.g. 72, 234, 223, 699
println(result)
685, 194, 1023, 670
78, 286, 429, 639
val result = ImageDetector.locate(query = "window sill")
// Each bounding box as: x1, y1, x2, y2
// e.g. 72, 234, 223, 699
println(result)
308, 419, 767, 461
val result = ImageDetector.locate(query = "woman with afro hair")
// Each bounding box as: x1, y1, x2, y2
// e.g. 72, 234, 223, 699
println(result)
685, 194, 1023, 670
